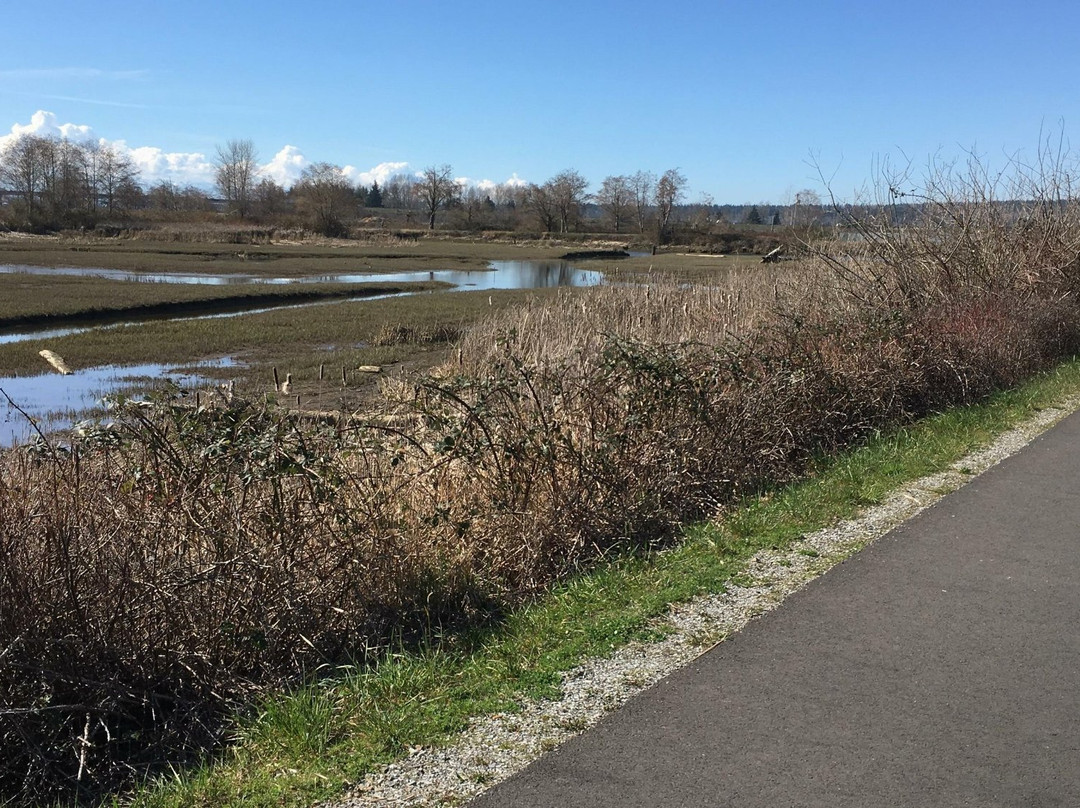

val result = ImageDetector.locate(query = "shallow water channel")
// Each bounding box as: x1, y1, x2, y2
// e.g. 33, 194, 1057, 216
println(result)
0, 358, 238, 448
0, 259, 604, 446
0, 259, 602, 289
0, 260, 603, 345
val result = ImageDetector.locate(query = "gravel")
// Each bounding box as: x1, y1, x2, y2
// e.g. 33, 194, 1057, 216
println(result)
325, 398, 1080, 808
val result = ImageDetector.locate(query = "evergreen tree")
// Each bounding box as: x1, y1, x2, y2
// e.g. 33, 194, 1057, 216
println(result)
366, 180, 383, 208
744, 205, 763, 225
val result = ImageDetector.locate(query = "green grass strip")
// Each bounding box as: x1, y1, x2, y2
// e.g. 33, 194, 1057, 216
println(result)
130, 357, 1080, 808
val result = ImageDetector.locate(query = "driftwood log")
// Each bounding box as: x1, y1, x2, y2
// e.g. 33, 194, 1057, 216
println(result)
761, 245, 785, 264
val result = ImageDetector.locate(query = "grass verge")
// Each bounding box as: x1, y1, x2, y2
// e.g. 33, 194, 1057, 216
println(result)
128, 355, 1080, 807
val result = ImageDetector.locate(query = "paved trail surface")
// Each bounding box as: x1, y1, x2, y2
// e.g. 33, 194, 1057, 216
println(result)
470, 411, 1080, 807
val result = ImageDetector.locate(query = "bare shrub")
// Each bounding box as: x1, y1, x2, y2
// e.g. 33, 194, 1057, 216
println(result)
816, 140, 1080, 307
5, 149, 1080, 802
0, 398, 426, 799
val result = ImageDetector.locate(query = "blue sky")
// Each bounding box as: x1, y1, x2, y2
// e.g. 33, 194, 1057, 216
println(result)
2, 0, 1078, 203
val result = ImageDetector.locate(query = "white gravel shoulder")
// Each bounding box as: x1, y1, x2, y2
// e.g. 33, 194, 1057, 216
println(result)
325, 398, 1080, 808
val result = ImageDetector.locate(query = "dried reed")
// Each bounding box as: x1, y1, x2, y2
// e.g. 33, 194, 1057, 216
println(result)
5, 151, 1080, 802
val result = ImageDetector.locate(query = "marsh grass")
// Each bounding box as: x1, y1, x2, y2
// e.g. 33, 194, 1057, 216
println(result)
371, 322, 464, 347
0, 274, 444, 325
5, 155, 1080, 803
0, 288, 561, 383
0, 235, 566, 276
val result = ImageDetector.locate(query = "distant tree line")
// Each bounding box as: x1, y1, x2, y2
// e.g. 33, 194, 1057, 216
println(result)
0, 131, 836, 240
0, 134, 140, 230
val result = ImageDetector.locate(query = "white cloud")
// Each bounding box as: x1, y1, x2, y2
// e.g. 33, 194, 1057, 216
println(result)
118, 141, 214, 186
1, 111, 213, 186
261, 145, 308, 187
343, 160, 409, 188
261, 153, 409, 189
449, 174, 528, 192
1, 111, 426, 193
0, 110, 93, 152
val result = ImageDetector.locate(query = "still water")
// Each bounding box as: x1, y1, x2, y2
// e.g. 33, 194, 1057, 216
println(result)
0, 259, 602, 288
0, 260, 603, 345
0, 259, 607, 446
0, 358, 237, 448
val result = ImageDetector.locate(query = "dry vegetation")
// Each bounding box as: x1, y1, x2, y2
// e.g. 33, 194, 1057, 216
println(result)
0, 231, 569, 276
0, 275, 442, 326
3, 157, 1080, 803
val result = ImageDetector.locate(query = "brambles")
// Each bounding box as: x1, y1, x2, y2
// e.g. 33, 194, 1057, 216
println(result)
5, 152, 1080, 803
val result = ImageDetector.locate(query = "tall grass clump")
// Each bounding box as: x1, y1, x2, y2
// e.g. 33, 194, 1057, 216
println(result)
3, 149, 1080, 803
0, 400, 409, 801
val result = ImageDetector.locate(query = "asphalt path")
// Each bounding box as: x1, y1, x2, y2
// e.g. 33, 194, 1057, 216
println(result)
470, 410, 1080, 807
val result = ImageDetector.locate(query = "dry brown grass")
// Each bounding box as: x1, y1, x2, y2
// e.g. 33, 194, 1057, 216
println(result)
5, 153, 1080, 803
372, 321, 465, 347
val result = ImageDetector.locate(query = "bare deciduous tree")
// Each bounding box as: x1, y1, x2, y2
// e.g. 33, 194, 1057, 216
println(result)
791, 188, 823, 227
687, 192, 717, 234
293, 162, 354, 236
596, 175, 633, 233
0, 135, 56, 224
488, 181, 521, 208
214, 138, 259, 218
146, 180, 213, 213
629, 170, 656, 235
1, 134, 143, 228
526, 182, 558, 232
41, 139, 86, 220
453, 185, 496, 230
85, 141, 139, 214
252, 177, 289, 219
654, 168, 687, 243
382, 173, 419, 210
547, 169, 588, 233
419, 165, 458, 229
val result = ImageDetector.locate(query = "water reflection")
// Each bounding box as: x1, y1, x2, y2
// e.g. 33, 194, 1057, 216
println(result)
0, 260, 604, 344
0, 260, 603, 288
0, 258, 612, 443
0, 357, 237, 448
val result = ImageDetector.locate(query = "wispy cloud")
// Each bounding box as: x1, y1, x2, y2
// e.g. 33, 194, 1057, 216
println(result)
0, 68, 149, 81
33, 93, 155, 110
